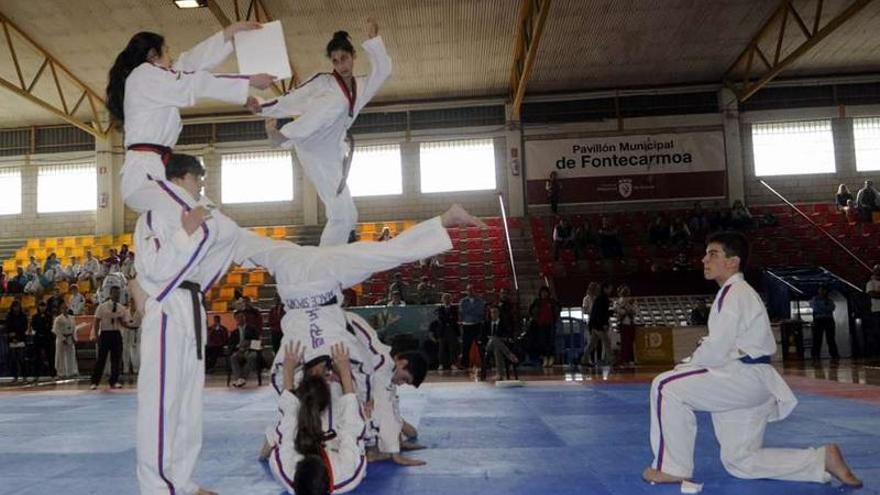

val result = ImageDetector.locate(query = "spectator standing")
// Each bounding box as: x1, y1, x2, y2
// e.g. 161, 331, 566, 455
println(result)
89, 286, 128, 389
529, 286, 559, 368
435, 293, 460, 371
614, 285, 638, 366
52, 302, 79, 379
585, 283, 613, 366
4, 300, 29, 383
809, 285, 840, 362
459, 285, 486, 369
268, 294, 285, 354
546, 171, 561, 214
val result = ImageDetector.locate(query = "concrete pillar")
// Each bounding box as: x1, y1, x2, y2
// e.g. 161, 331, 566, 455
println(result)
95, 129, 124, 235
719, 88, 745, 205
504, 104, 525, 217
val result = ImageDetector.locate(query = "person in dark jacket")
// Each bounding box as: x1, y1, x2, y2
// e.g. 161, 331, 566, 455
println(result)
585, 282, 613, 366
529, 286, 560, 368
4, 300, 29, 382
435, 292, 459, 371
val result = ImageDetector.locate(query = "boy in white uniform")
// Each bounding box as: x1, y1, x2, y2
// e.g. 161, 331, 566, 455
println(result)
643, 231, 862, 488
251, 18, 391, 246
131, 155, 285, 495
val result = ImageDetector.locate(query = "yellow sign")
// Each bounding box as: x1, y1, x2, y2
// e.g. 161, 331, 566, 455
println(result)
635, 326, 675, 365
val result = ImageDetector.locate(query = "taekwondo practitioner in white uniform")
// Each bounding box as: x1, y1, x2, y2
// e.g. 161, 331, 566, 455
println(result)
244, 205, 482, 466
106, 23, 274, 221
643, 231, 862, 488
266, 341, 368, 495
131, 155, 285, 495
250, 17, 391, 246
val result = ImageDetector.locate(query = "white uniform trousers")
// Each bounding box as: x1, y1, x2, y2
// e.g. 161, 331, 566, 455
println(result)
295, 147, 356, 247
137, 290, 206, 495
649, 362, 828, 482
123, 328, 140, 375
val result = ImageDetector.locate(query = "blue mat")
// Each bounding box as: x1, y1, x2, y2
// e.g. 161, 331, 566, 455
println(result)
0, 383, 878, 494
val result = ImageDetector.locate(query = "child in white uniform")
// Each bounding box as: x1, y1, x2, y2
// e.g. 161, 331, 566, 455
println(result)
643, 231, 862, 488
266, 342, 367, 495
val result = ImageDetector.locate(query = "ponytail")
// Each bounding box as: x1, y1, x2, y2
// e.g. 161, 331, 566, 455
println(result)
325, 30, 355, 58
106, 32, 165, 124
293, 374, 331, 456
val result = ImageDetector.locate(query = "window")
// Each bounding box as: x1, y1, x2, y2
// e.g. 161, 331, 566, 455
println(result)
854, 117, 880, 172
751, 120, 835, 176
221, 151, 293, 204
37, 162, 97, 213
0, 168, 22, 215
420, 138, 496, 193
347, 144, 402, 197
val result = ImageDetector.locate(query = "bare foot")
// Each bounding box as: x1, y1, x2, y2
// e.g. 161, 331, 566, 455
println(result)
195, 488, 218, 495
366, 449, 391, 463
825, 444, 863, 488
642, 467, 688, 484
391, 453, 426, 466
258, 439, 273, 461
440, 204, 488, 229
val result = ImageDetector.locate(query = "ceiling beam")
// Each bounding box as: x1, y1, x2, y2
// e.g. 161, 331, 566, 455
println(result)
723, 0, 875, 102
0, 11, 108, 138
208, 0, 299, 94
508, 0, 552, 120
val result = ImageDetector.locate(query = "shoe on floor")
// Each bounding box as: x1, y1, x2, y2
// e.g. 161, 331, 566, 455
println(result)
89, 384, 97, 390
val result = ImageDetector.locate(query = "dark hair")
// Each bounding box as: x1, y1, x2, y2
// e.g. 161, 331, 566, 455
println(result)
396, 351, 428, 388
538, 286, 551, 298
706, 230, 749, 270
326, 30, 355, 58
293, 455, 330, 495
106, 32, 165, 124
293, 375, 331, 457
166, 154, 205, 180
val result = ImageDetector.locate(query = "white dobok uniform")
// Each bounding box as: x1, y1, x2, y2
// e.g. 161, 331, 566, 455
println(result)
267, 388, 367, 494
649, 273, 829, 483
133, 191, 278, 495
121, 31, 249, 219
247, 217, 451, 454
258, 36, 391, 246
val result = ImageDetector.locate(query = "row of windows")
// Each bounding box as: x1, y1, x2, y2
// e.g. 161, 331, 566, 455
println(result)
752, 116, 880, 177
0, 139, 497, 215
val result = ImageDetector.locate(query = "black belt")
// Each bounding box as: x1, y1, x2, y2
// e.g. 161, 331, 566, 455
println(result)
127, 143, 172, 165
179, 281, 204, 360
739, 355, 771, 364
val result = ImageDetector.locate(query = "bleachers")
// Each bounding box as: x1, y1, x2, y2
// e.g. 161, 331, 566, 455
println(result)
532, 201, 878, 300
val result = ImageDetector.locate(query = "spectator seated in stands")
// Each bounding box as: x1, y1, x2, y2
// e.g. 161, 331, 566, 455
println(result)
238, 296, 263, 331
67, 284, 86, 316
552, 216, 579, 260
25, 256, 40, 277
377, 226, 392, 242
8, 267, 28, 294
347, 228, 360, 243
648, 214, 671, 247
669, 217, 692, 250
846, 199, 859, 223
836, 184, 854, 212
416, 276, 438, 305
24, 267, 51, 295
103, 248, 121, 274
481, 305, 519, 381
64, 256, 82, 282
387, 291, 406, 307
229, 312, 261, 387
856, 179, 879, 220
598, 216, 624, 259
80, 250, 102, 288
0, 266, 7, 294
206, 315, 228, 372
729, 199, 753, 230
43, 253, 64, 282
120, 252, 136, 279
388, 271, 409, 303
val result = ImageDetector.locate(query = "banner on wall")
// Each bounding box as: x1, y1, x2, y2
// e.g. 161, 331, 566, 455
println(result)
525, 131, 727, 204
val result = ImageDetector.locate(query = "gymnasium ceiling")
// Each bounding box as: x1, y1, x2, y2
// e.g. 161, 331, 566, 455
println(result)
0, 0, 879, 131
